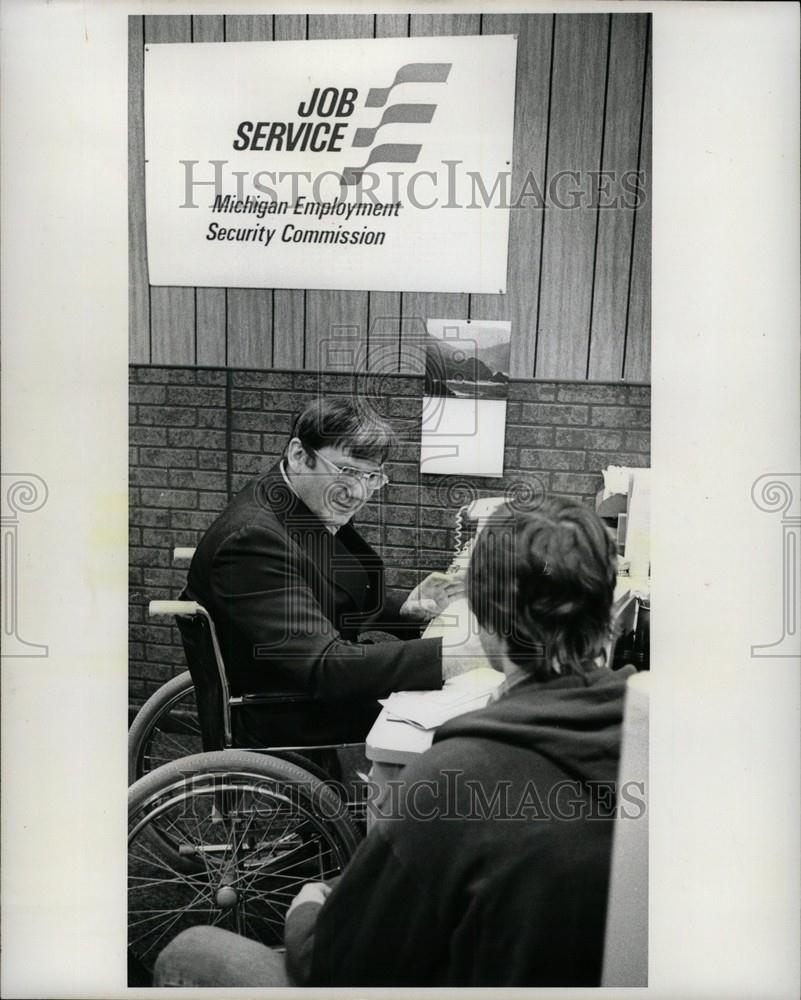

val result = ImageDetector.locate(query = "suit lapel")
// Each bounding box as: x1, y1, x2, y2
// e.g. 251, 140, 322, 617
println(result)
258, 464, 381, 618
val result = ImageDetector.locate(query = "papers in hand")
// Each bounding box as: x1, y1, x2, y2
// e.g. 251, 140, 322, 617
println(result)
379, 668, 504, 731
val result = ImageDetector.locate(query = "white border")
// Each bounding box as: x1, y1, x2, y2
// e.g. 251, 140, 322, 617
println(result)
1, 2, 799, 997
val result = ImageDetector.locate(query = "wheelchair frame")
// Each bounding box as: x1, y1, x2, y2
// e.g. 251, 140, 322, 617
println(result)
128, 554, 367, 978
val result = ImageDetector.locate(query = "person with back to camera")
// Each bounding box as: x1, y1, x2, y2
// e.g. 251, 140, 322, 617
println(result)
155, 495, 638, 987
183, 396, 476, 754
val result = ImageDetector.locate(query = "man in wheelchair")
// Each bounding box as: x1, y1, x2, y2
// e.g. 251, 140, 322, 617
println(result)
154, 497, 637, 986
183, 396, 471, 753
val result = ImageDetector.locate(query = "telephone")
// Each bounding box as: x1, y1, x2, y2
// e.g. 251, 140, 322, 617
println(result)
448, 496, 507, 574
424, 496, 506, 654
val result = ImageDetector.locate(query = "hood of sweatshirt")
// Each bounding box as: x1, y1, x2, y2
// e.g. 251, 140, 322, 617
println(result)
433, 664, 637, 786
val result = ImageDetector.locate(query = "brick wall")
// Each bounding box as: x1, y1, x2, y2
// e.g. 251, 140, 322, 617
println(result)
129, 366, 650, 709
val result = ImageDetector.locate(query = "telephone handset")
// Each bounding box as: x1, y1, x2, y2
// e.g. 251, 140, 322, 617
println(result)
448, 496, 507, 573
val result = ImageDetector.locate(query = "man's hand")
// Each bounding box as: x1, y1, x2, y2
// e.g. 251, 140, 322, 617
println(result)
400, 570, 466, 622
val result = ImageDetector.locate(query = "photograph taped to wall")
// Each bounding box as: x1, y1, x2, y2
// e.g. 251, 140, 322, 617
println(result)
424, 318, 512, 400
127, 7, 652, 990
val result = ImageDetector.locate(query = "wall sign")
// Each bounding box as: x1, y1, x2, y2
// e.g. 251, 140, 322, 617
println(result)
144, 34, 517, 293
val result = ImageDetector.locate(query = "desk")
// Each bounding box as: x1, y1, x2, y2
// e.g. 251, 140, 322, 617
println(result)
366, 666, 504, 766
366, 595, 495, 767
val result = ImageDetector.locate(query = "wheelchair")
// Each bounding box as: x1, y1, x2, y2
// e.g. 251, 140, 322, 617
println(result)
128, 595, 367, 976
129, 548, 201, 784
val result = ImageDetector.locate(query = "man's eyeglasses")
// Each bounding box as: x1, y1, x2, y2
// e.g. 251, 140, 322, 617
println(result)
311, 449, 389, 490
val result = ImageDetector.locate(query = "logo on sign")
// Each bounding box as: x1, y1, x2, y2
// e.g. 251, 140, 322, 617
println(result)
340, 62, 452, 185
230, 62, 452, 186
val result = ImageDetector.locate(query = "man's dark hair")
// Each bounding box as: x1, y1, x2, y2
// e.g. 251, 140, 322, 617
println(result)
288, 397, 396, 465
467, 497, 617, 681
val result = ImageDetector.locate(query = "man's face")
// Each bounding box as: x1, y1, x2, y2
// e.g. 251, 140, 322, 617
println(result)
286, 440, 385, 528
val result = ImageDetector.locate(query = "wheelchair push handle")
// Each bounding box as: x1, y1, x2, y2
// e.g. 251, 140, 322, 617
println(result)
149, 600, 203, 618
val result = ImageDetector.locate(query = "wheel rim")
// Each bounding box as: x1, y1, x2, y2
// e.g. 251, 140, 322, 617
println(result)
136, 688, 203, 777
128, 770, 351, 969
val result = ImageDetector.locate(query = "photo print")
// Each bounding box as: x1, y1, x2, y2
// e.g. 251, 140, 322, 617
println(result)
420, 318, 511, 477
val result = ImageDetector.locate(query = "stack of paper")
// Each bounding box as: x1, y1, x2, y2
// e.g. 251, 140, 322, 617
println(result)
379, 668, 504, 731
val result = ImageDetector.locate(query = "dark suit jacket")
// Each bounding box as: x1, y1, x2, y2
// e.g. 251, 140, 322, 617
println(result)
184, 464, 443, 745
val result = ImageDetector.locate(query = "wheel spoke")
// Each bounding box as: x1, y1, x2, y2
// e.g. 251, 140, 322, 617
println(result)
129, 765, 358, 971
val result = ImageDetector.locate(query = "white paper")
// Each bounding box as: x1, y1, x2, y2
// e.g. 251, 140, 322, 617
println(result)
1, 3, 799, 998
380, 667, 505, 730
420, 396, 507, 477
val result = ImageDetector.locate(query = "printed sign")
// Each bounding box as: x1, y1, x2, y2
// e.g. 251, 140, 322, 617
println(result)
144, 35, 516, 292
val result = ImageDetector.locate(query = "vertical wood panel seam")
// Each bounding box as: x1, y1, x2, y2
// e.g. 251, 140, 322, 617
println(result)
585, 14, 613, 379
364, 13, 376, 371
398, 12, 411, 357
191, 15, 195, 364
225, 370, 233, 498
143, 17, 152, 363
401, 14, 410, 373
303, 14, 309, 371
396, 283, 404, 372
222, 13, 228, 368
271, 289, 275, 363
469, 0, 480, 323
365, 295, 371, 370
621, 18, 650, 379
532, 13, 557, 378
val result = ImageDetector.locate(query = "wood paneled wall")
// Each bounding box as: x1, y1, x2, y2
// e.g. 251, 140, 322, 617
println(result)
129, 13, 651, 381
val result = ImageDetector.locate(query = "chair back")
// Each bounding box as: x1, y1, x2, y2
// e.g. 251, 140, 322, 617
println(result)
175, 609, 233, 751
149, 596, 357, 758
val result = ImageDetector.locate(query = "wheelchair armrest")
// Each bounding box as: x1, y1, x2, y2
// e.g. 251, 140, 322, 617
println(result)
149, 600, 203, 618
233, 692, 316, 707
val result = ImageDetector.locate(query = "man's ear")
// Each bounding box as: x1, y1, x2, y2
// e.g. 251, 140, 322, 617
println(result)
285, 438, 309, 473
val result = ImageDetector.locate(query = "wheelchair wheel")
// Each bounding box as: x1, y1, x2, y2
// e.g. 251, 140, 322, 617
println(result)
128, 750, 360, 975
128, 671, 201, 783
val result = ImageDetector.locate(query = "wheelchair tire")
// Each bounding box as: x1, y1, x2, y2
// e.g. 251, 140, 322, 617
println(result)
128, 750, 360, 975
128, 671, 201, 783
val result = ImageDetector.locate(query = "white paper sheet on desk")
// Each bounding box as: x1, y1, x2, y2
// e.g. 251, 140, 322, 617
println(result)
379, 668, 504, 731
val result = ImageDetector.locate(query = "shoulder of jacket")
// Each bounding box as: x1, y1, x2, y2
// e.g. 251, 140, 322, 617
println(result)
209, 506, 290, 560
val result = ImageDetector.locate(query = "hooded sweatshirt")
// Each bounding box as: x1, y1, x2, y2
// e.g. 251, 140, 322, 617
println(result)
286, 664, 638, 987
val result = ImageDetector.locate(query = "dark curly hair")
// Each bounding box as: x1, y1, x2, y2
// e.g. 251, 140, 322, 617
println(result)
467, 497, 617, 681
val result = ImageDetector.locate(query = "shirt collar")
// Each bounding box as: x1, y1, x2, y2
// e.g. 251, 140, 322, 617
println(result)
488, 666, 530, 704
